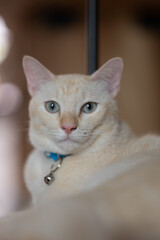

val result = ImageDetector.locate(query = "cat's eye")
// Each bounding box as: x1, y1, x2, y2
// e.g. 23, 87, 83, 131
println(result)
81, 102, 97, 113
45, 101, 60, 113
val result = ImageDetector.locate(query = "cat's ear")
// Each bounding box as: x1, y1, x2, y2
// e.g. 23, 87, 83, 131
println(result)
90, 57, 123, 97
22, 56, 54, 95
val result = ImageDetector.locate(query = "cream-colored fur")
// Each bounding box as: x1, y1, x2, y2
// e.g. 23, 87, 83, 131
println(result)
0, 56, 159, 240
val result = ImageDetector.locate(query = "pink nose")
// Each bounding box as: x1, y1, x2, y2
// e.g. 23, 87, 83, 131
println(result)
61, 124, 77, 135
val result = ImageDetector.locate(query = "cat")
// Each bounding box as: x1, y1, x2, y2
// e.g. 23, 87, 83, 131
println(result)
0, 56, 160, 240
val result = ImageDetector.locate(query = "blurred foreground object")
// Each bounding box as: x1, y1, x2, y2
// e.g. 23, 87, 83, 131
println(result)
0, 83, 24, 216
0, 151, 160, 239
0, 16, 11, 64
0, 83, 23, 116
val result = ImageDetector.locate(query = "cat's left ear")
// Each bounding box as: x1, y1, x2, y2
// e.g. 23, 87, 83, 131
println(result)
22, 56, 54, 96
90, 57, 123, 97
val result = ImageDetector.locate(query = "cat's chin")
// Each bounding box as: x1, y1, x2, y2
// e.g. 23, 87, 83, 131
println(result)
30, 133, 82, 155
54, 134, 97, 154
57, 139, 82, 154
60, 138, 80, 144
54, 137, 92, 155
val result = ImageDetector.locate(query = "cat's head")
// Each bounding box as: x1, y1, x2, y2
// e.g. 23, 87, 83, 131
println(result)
23, 56, 123, 154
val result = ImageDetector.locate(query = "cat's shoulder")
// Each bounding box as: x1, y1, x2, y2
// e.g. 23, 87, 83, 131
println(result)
125, 133, 160, 156
135, 134, 160, 148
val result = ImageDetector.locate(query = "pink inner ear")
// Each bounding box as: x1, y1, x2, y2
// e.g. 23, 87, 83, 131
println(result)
91, 57, 123, 97
22, 56, 54, 95
109, 72, 121, 97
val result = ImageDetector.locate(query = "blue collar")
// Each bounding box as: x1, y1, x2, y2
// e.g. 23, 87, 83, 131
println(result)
44, 151, 70, 162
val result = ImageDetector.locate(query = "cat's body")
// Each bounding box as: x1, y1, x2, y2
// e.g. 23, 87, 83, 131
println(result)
0, 56, 160, 240
25, 129, 160, 203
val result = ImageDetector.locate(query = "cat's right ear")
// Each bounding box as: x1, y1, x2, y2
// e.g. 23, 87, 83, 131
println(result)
22, 56, 54, 96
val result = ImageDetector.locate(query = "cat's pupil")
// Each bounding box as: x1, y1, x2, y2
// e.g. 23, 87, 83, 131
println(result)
86, 103, 92, 110
50, 102, 55, 109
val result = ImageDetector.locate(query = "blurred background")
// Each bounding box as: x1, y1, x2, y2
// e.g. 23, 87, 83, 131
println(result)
0, 0, 159, 216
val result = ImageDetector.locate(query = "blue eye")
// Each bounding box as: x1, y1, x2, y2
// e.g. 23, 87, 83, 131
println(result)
81, 102, 97, 113
45, 101, 60, 113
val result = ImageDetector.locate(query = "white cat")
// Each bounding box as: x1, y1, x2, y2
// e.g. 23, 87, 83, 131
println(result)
0, 56, 159, 240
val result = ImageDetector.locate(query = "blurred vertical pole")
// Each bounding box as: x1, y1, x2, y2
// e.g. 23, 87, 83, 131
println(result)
88, 0, 99, 74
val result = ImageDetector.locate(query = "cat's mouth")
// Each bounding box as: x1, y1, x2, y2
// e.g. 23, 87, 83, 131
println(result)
52, 131, 90, 145
60, 136, 80, 143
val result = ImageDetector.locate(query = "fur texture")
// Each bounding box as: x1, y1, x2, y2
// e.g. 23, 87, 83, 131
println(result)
0, 56, 159, 240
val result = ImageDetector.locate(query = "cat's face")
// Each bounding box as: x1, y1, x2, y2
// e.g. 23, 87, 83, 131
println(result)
23, 56, 123, 154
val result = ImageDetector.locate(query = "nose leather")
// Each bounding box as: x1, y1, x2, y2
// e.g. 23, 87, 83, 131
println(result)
61, 125, 77, 135
60, 113, 78, 135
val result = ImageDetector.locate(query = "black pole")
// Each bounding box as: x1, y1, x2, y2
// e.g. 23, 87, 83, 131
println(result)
88, 0, 98, 74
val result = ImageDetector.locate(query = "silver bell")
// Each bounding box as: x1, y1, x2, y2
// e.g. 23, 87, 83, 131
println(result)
44, 173, 55, 185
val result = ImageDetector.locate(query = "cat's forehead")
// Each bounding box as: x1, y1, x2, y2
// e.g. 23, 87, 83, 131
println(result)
34, 73, 109, 104
54, 74, 92, 99
55, 74, 106, 99
56, 74, 90, 86
54, 74, 91, 94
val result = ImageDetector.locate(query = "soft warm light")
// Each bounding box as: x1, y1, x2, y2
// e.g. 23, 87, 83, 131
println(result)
0, 17, 11, 64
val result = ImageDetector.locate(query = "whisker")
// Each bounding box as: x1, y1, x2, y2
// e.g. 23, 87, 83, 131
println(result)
44, 127, 105, 143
